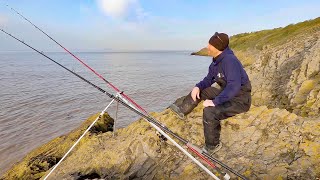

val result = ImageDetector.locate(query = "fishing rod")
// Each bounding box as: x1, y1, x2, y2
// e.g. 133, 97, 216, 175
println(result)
4, 6, 247, 179
0, 29, 224, 180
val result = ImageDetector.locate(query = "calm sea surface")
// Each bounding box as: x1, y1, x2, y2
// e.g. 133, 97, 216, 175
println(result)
0, 51, 210, 175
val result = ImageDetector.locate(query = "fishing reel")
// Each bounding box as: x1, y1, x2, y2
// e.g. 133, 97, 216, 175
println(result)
156, 131, 167, 153
156, 131, 167, 142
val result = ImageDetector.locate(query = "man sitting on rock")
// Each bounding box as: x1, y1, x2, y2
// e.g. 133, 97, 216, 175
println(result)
169, 32, 252, 154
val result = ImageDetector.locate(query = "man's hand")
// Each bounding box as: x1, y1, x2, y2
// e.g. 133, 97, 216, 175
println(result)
203, 100, 215, 107
191, 87, 200, 101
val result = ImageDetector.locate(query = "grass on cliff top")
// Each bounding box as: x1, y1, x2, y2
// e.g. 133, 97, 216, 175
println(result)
230, 17, 320, 51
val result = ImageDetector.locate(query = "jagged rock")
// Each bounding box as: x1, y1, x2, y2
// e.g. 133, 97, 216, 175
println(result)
248, 31, 320, 117
2, 104, 320, 179
1, 113, 114, 180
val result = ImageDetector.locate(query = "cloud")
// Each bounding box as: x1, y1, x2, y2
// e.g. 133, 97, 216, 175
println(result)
97, 0, 138, 19
95, 0, 149, 34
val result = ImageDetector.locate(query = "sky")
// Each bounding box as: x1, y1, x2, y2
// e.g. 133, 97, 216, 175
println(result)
0, 0, 319, 51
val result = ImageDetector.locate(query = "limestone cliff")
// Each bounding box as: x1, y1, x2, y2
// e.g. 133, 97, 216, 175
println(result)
2, 104, 320, 179
247, 30, 320, 117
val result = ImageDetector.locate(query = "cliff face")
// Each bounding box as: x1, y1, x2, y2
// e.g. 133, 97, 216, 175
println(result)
2, 105, 320, 179
247, 30, 320, 117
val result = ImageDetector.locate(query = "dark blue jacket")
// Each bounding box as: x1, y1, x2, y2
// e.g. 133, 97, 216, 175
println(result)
196, 47, 249, 105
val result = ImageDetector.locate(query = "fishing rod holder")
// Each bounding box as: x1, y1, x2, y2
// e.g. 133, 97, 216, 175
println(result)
113, 92, 122, 137
112, 91, 142, 137
115, 91, 139, 112
156, 131, 168, 142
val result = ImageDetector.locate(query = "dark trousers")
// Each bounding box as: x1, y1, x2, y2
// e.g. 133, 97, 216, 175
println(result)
179, 83, 251, 147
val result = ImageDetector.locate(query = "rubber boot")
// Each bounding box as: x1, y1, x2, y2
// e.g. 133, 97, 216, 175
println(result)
169, 104, 186, 119
202, 142, 222, 155
169, 94, 199, 119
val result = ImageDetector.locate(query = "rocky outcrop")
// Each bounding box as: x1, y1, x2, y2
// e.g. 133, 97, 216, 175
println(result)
2, 104, 320, 179
191, 48, 208, 56
248, 31, 320, 117
1, 113, 114, 180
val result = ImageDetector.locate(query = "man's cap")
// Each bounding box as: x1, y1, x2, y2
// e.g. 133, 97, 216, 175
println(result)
208, 32, 229, 51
